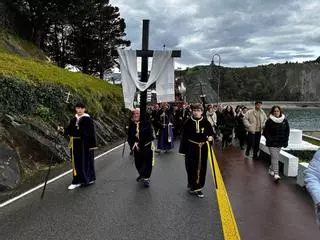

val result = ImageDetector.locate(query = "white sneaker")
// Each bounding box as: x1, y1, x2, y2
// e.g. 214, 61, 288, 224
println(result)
268, 168, 275, 176
68, 184, 81, 190
274, 174, 281, 181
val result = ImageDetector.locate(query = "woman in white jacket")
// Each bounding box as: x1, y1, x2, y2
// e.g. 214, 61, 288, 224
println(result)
304, 150, 320, 228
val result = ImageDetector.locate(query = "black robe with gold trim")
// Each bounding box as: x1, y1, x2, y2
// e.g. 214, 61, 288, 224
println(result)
65, 115, 97, 185
179, 116, 214, 191
127, 120, 154, 179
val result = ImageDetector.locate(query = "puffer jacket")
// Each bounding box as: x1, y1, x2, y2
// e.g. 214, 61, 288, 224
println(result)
263, 114, 289, 147
305, 150, 320, 204
243, 108, 267, 133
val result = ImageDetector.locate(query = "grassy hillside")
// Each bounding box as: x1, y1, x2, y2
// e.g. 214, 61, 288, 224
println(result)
0, 52, 123, 116
0, 31, 47, 60
0, 31, 124, 118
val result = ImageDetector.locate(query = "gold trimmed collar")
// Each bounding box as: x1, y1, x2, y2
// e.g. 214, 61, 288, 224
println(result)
191, 116, 203, 133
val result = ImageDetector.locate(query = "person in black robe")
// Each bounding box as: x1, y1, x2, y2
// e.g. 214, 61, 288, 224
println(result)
221, 105, 235, 149
58, 103, 97, 190
172, 104, 183, 139
235, 106, 248, 150
157, 103, 174, 152
127, 108, 155, 187
179, 103, 214, 198
151, 104, 160, 137
181, 104, 191, 123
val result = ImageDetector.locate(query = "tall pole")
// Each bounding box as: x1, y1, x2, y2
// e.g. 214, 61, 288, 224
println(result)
211, 54, 221, 104
199, 81, 206, 111
140, 19, 149, 122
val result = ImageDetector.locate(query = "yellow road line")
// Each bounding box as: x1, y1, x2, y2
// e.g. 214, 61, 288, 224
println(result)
208, 146, 241, 240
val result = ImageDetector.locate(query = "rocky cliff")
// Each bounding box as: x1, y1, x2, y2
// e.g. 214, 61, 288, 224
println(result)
181, 62, 320, 103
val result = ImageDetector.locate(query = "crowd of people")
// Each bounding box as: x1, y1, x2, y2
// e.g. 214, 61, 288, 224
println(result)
133, 101, 292, 185
58, 101, 292, 192
57, 100, 320, 227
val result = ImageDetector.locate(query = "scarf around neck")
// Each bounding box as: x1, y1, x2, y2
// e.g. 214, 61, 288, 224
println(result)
269, 114, 285, 123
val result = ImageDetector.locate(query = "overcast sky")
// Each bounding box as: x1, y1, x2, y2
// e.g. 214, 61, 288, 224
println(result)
110, 0, 320, 69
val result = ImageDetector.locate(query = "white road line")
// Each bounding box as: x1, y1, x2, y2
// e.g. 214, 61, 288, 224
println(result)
0, 143, 124, 208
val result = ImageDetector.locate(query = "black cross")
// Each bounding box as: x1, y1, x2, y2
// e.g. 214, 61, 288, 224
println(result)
137, 19, 181, 122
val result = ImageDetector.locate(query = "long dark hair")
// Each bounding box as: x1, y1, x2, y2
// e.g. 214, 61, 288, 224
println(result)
223, 105, 234, 117
269, 105, 283, 117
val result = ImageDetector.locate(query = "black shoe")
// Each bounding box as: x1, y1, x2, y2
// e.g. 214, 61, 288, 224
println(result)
189, 189, 204, 198
252, 155, 259, 160
195, 190, 204, 198
136, 176, 142, 182
141, 178, 150, 187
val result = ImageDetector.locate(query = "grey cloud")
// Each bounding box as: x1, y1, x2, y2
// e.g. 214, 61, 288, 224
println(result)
111, 0, 320, 67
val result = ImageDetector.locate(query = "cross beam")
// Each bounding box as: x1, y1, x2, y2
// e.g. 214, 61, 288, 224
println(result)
136, 50, 181, 58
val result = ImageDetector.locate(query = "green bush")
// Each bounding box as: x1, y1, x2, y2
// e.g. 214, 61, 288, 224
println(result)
285, 150, 317, 163
35, 104, 50, 120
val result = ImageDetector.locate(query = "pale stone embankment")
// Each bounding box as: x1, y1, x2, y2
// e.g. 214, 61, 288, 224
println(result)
220, 101, 320, 109
304, 131, 320, 139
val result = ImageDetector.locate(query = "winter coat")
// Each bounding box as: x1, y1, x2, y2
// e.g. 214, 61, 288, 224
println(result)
263, 114, 289, 148
304, 150, 320, 204
235, 113, 246, 133
243, 108, 267, 133
221, 112, 235, 135
206, 111, 217, 127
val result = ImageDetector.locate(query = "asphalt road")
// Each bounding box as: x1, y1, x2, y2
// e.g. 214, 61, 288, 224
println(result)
0, 141, 224, 240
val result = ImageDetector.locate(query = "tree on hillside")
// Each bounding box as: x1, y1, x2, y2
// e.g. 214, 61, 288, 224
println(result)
4, 0, 130, 77
54, 0, 130, 77
4, 0, 54, 47
44, 0, 74, 67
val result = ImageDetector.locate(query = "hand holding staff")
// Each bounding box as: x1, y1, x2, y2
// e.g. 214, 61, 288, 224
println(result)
40, 131, 59, 199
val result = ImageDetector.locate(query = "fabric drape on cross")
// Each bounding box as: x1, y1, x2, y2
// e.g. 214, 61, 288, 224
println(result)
117, 49, 175, 110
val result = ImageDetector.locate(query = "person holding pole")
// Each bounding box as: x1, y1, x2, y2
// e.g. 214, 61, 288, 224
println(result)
179, 103, 214, 198
57, 103, 97, 190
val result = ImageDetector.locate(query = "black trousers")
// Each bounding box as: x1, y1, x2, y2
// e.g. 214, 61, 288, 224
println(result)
133, 145, 153, 178
246, 132, 261, 157
238, 130, 247, 148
